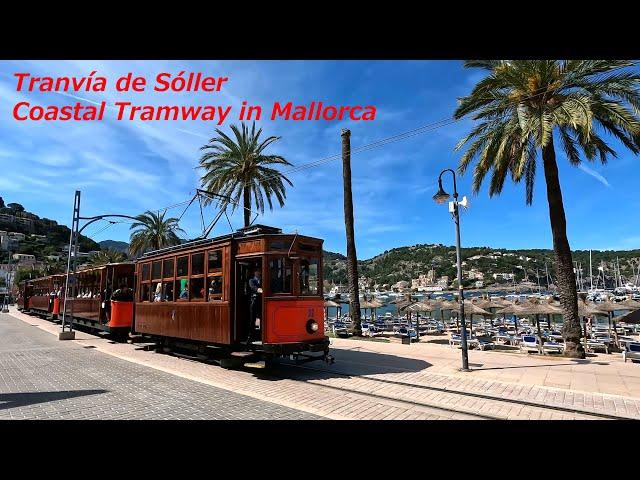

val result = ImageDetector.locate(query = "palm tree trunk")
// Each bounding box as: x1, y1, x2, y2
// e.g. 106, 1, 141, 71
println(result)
243, 186, 251, 227
341, 129, 362, 336
541, 138, 584, 358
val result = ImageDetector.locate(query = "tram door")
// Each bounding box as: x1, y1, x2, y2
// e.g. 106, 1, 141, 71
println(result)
234, 258, 262, 343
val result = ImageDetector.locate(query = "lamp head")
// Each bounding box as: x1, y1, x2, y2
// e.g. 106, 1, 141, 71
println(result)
432, 179, 450, 204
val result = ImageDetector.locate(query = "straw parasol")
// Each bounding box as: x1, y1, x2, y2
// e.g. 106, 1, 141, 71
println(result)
324, 299, 342, 321
461, 301, 493, 335
594, 300, 633, 347
496, 301, 524, 334
615, 309, 640, 325
515, 299, 562, 345
617, 298, 640, 310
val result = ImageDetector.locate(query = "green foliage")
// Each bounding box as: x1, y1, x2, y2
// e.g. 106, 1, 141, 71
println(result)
323, 245, 640, 288
198, 121, 293, 226
15, 268, 43, 284
129, 211, 184, 256
88, 249, 128, 266
454, 60, 640, 205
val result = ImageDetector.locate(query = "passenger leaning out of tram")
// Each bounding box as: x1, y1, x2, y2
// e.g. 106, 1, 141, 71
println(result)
247, 268, 263, 345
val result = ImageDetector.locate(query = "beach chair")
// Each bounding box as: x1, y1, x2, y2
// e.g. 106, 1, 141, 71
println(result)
542, 341, 564, 354
471, 337, 495, 351
583, 340, 609, 354
449, 334, 462, 349
622, 343, 640, 363
520, 335, 541, 354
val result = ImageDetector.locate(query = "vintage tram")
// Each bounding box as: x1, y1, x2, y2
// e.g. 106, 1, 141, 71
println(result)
23, 274, 65, 319
18, 263, 135, 337
134, 224, 331, 365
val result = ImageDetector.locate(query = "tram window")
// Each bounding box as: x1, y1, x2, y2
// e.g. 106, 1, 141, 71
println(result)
300, 258, 319, 295
141, 283, 151, 302
163, 258, 174, 278
175, 278, 189, 301
162, 281, 174, 302
208, 249, 222, 272
190, 277, 205, 301
151, 282, 162, 302
141, 263, 150, 282
269, 240, 288, 250
152, 261, 162, 280
269, 257, 291, 294
207, 274, 223, 301
177, 256, 188, 277
299, 243, 317, 252
191, 252, 204, 276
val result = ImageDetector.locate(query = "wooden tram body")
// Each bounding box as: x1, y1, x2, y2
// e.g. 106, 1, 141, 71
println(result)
63, 263, 135, 336
134, 225, 330, 362
25, 274, 65, 319
18, 264, 135, 337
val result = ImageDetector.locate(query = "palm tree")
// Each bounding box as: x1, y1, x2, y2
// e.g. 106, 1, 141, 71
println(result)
199, 122, 293, 227
454, 60, 640, 358
129, 211, 184, 256
88, 249, 128, 266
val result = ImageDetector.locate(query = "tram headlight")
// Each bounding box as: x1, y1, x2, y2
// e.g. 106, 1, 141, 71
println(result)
306, 319, 319, 334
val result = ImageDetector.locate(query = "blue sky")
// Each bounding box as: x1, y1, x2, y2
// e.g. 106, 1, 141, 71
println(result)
0, 60, 638, 258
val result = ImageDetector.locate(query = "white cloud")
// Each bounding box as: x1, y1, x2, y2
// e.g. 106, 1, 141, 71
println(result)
578, 164, 610, 188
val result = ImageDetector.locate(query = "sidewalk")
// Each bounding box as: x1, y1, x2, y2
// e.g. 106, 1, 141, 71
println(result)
7, 307, 640, 420
327, 336, 640, 399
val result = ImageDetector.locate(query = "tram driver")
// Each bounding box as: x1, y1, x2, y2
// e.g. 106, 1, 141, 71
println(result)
247, 268, 262, 345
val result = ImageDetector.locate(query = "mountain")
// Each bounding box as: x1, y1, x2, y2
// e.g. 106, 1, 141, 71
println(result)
0, 199, 100, 265
99, 240, 129, 253
323, 244, 640, 290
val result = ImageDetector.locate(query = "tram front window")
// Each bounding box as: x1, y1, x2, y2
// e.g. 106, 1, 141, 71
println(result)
300, 258, 319, 295
269, 257, 291, 294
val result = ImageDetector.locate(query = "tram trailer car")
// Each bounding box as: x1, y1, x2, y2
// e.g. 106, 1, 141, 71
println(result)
133, 225, 332, 365
62, 263, 135, 338
24, 274, 65, 320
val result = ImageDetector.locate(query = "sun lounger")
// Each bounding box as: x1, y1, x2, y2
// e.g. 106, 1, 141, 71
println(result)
449, 334, 462, 348
469, 337, 495, 351
520, 335, 541, 354
542, 341, 564, 354
582, 340, 609, 354
622, 343, 640, 363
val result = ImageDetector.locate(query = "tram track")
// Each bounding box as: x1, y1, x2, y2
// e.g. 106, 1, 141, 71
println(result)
264, 361, 636, 420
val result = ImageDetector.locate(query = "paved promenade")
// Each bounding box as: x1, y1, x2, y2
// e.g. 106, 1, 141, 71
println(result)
4, 307, 640, 420
0, 311, 318, 419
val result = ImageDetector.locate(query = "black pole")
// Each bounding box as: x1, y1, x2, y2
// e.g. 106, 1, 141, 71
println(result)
436, 169, 470, 371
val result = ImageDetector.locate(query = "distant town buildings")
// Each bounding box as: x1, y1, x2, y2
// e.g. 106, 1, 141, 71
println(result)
493, 272, 515, 281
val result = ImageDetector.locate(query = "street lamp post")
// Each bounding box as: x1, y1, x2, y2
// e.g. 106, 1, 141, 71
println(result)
433, 169, 470, 372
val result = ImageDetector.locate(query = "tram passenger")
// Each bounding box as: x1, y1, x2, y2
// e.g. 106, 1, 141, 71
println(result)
300, 259, 310, 293
112, 282, 134, 302
247, 268, 262, 345
179, 280, 189, 300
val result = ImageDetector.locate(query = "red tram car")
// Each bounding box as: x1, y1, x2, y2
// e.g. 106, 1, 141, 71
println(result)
18, 263, 135, 338
63, 263, 135, 337
134, 225, 331, 365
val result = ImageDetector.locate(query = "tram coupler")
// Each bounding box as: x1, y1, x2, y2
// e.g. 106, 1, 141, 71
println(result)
290, 352, 334, 365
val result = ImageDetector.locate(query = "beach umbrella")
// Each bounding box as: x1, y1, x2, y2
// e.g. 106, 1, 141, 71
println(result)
515, 300, 562, 348
462, 301, 493, 335
324, 299, 342, 322
615, 309, 640, 325
617, 298, 640, 310
496, 302, 523, 334
595, 300, 632, 347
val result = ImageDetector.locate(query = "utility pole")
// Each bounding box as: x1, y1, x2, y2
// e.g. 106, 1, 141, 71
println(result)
60, 190, 80, 340
341, 129, 362, 336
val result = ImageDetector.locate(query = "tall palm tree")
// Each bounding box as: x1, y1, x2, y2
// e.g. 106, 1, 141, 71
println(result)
454, 60, 640, 358
129, 211, 184, 256
199, 122, 293, 227
88, 249, 128, 266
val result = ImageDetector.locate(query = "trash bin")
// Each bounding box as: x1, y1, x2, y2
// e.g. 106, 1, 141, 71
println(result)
401, 336, 411, 345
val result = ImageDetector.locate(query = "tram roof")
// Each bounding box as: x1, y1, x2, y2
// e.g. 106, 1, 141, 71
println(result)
138, 224, 322, 259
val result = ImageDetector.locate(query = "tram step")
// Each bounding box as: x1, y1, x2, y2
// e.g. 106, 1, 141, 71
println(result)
230, 351, 255, 358
244, 361, 266, 369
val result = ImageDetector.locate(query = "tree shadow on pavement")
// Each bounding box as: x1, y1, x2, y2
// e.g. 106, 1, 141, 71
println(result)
0, 389, 107, 411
